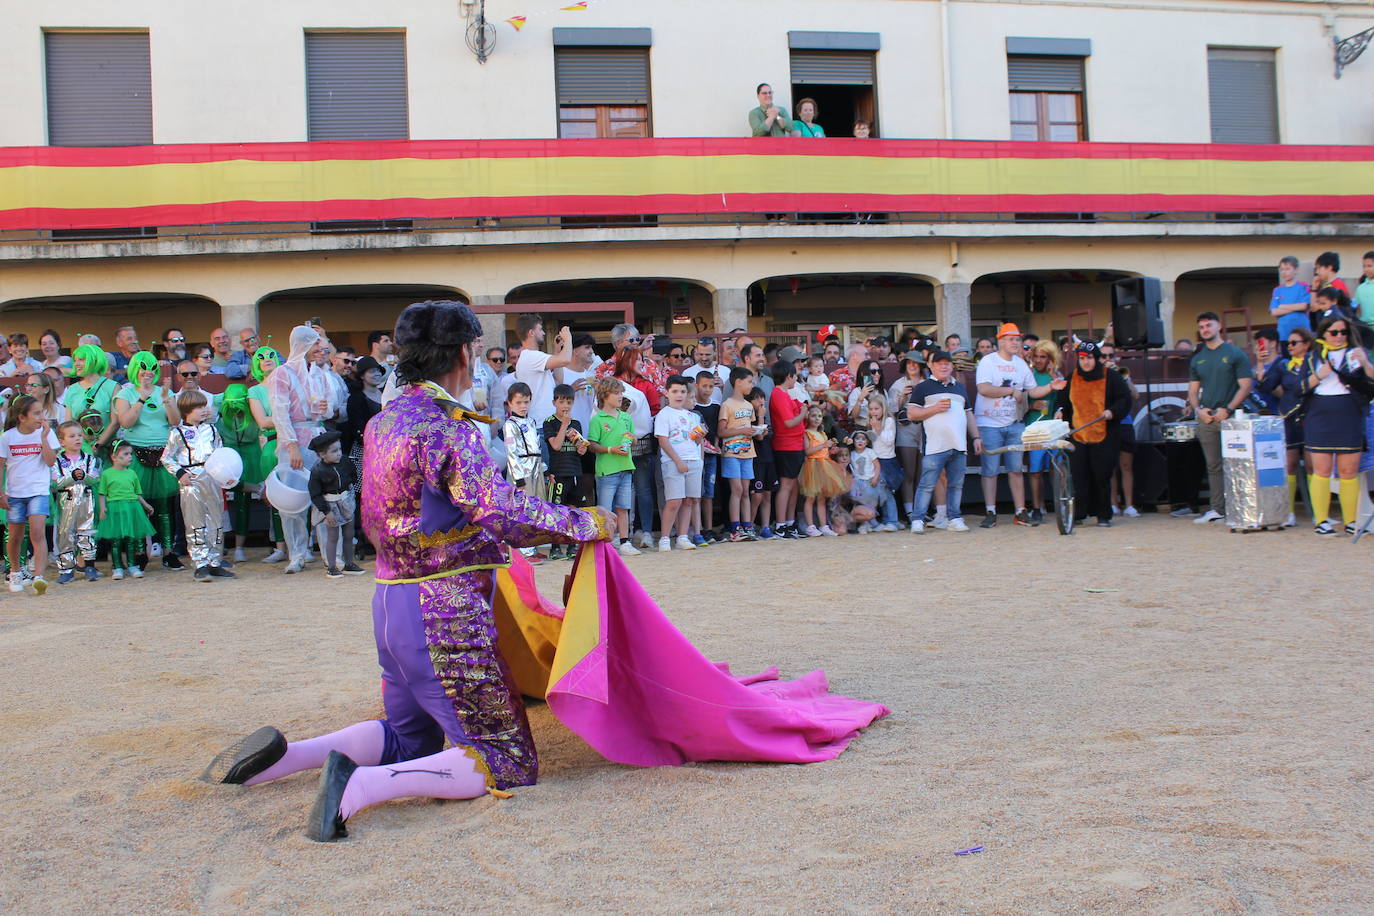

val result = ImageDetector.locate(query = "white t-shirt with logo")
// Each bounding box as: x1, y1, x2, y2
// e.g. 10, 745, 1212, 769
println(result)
974, 352, 1036, 428
653, 405, 704, 463
560, 366, 596, 432
0, 427, 60, 497
514, 350, 557, 425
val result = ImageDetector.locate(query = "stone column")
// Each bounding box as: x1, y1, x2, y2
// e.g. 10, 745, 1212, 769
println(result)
934, 281, 972, 345
712, 288, 748, 335
469, 295, 509, 348
219, 303, 259, 340
1157, 279, 1177, 346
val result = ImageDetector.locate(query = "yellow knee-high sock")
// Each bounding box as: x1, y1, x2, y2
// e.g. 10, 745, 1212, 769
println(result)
1309, 475, 1332, 525
1339, 477, 1360, 526
1286, 474, 1298, 513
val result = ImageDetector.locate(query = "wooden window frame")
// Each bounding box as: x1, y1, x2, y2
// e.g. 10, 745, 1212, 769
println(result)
1009, 91, 1086, 141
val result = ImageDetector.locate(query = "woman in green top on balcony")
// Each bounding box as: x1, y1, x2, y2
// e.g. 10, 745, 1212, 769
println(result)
793, 98, 825, 137
113, 351, 182, 568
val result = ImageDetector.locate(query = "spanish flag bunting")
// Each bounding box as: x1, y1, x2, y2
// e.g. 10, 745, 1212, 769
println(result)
505, 16, 527, 30
561, 1, 588, 8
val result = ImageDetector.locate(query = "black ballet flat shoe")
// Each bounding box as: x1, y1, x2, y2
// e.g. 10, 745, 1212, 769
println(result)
307, 750, 358, 843
210, 726, 287, 785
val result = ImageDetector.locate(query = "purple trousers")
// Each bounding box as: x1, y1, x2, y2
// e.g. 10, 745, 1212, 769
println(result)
371, 571, 539, 788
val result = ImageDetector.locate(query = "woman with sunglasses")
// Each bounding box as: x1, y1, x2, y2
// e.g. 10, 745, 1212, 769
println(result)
191, 344, 215, 378
1257, 326, 1316, 526
1303, 317, 1374, 535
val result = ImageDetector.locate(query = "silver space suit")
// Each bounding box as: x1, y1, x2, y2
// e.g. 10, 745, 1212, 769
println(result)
51, 452, 100, 574
161, 422, 224, 569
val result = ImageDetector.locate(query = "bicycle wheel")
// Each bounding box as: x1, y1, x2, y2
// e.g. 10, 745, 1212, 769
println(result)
1052, 451, 1075, 535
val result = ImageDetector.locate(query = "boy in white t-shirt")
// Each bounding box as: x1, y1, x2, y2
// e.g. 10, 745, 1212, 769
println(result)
0, 395, 60, 594
654, 375, 706, 551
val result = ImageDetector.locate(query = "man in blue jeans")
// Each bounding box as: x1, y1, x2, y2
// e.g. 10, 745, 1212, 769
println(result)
905, 351, 982, 533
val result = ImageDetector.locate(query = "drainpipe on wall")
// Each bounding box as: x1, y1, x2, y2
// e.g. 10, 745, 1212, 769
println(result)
940, 0, 954, 138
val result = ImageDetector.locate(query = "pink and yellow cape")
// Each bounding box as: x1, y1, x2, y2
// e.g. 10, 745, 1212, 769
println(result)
493, 541, 889, 767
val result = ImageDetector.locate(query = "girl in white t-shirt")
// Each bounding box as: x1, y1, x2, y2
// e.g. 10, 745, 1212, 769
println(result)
0, 395, 60, 594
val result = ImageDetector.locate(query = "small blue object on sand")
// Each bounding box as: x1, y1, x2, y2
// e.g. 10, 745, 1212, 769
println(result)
954, 845, 985, 856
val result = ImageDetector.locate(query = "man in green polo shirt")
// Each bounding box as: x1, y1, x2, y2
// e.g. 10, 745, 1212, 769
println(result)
748, 83, 794, 137
1186, 311, 1253, 524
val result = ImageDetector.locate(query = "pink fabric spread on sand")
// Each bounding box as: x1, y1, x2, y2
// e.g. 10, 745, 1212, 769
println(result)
529, 541, 890, 767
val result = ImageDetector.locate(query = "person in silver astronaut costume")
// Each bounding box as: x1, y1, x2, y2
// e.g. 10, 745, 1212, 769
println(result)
161, 388, 237, 581
51, 422, 102, 583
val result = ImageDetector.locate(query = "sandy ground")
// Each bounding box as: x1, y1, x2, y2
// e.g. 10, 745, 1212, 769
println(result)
1, 515, 1371, 915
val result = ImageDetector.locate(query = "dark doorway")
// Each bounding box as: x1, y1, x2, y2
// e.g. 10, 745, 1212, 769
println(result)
790, 83, 876, 137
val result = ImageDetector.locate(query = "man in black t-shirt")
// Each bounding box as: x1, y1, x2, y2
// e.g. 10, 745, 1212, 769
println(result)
542, 385, 589, 560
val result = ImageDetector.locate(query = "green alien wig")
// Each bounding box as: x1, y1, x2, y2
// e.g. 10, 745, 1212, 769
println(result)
71, 343, 110, 378
126, 351, 161, 384
220, 383, 251, 437
251, 346, 280, 383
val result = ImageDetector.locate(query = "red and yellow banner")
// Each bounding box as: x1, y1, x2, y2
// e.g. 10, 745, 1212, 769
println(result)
2, 138, 1372, 231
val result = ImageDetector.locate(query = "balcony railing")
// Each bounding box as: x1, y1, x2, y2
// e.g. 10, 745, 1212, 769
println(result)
2, 137, 1372, 235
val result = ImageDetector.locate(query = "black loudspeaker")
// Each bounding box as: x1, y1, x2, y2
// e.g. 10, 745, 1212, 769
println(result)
1112, 277, 1165, 349
1025, 283, 1047, 313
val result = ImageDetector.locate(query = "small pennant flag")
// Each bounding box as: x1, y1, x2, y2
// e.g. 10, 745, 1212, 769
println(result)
561, 1, 588, 8
505, 16, 527, 30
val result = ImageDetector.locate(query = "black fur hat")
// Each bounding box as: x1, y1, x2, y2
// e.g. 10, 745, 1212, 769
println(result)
308, 431, 343, 453
394, 300, 482, 348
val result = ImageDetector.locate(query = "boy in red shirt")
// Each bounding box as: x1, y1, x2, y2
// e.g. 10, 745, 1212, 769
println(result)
768, 360, 808, 539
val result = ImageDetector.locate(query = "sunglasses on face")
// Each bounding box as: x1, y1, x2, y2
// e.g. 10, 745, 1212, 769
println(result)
339, 358, 355, 365
166, 337, 185, 344
625, 336, 643, 346
1327, 328, 1349, 336
489, 357, 505, 364
1288, 339, 1306, 346
179, 371, 199, 378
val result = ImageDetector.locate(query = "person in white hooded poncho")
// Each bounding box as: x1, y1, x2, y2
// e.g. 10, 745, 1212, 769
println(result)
267, 325, 329, 573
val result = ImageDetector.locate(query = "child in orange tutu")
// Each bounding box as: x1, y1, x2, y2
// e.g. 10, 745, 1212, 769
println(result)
799, 407, 848, 536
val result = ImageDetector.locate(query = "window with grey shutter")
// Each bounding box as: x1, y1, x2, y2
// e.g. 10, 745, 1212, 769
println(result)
305, 32, 409, 141
789, 50, 876, 85
45, 32, 153, 146
555, 48, 650, 106
1007, 56, 1084, 92
1207, 47, 1278, 144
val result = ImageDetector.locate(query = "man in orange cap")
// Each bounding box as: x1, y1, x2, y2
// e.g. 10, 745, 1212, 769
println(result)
973, 322, 1064, 527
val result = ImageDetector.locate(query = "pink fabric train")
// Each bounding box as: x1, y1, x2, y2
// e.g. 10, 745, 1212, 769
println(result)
498, 541, 889, 767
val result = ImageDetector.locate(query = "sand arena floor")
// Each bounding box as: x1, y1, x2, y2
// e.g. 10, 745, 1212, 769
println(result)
1, 515, 1371, 914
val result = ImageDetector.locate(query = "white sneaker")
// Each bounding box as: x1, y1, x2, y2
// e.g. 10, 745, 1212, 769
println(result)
932, 515, 948, 530
617, 540, 642, 557
261, 548, 286, 564
32, 577, 46, 596
111, 567, 125, 581
7, 573, 23, 593
1123, 506, 1140, 518
1171, 507, 1200, 518
910, 519, 925, 533
675, 535, 696, 551
284, 559, 305, 574
1282, 513, 1297, 528
947, 518, 970, 532
149, 542, 163, 558
130, 566, 144, 579
233, 546, 247, 562
805, 525, 823, 537
1194, 509, 1224, 524
1112, 504, 1122, 516
657, 536, 672, 553
880, 522, 900, 532
820, 525, 838, 537
636, 531, 655, 550
857, 522, 871, 534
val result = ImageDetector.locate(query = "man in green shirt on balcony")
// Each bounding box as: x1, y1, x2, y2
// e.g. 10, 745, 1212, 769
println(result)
748, 83, 794, 137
